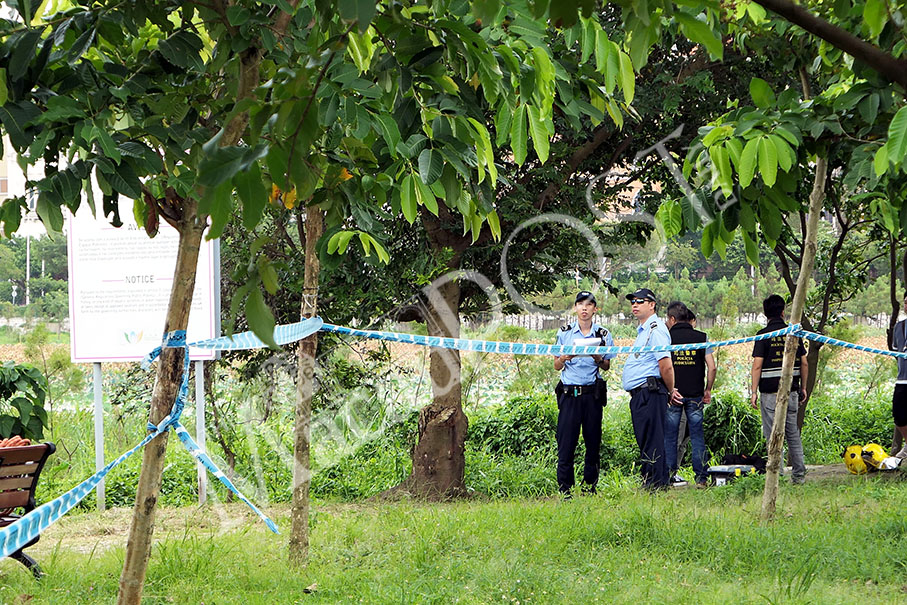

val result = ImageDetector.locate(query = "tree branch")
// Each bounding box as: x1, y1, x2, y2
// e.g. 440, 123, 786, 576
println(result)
534, 127, 626, 211
755, 0, 907, 89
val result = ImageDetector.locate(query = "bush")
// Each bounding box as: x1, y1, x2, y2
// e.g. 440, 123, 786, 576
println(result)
703, 391, 765, 458
467, 393, 556, 457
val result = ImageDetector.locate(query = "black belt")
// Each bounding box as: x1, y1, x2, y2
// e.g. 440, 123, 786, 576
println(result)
629, 378, 665, 396
562, 384, 596, 397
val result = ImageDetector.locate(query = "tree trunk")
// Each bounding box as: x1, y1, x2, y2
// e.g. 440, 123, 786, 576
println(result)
289, 205, 322, 564
410, 276, 468, 498
117, 202, 205, 604
761, 157, 827, 522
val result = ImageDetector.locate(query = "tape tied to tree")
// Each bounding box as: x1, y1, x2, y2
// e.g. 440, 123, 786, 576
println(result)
4, 317, 906, 559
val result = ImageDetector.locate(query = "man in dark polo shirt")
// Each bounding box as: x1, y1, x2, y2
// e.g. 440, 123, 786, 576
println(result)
751, 294, 808, 484
665, 302, 716, 487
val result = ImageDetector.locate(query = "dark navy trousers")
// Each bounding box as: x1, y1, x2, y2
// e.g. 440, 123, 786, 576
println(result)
628, 385, 669, 489
556, 390, 602, 493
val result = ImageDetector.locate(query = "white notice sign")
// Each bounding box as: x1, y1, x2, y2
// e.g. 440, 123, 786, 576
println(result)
67, 210, 218, 363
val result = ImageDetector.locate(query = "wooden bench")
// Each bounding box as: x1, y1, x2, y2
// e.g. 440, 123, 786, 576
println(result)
0, 442, 56, 578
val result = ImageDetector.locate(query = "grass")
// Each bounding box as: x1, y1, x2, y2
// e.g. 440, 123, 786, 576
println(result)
2, 474, 907, 603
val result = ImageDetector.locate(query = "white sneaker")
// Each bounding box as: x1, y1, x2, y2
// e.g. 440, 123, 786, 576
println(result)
671, 475, 688, 487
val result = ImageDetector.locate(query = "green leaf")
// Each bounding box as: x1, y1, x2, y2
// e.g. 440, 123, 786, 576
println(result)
527, 105, 549, 163
0, 101, 40, 149
887, 105, 907, 164
739, 137, 758, 187
594, 27, 609, 74
245, 288, 278, 349
655, 199, 682, 238
418, 148, 443, 185
329, 230, 356, 255
0, 68, 7, 107
605, 98, 623, 130
347, 29, 375, 73
68, 26, 96, 64
863, 0, 887, 38
401, 174, 417, 223
758, 136, 778, 187
725, 137, 743, 171
198, 146, 246, 189
36, 192, 64, 232
773, 126, 800, 147
580, 17, 595, 63
749, 77, 775, 109
357, 232, 389, 263
413, 173, 439, 216
157, 31, 205, 72
205, 181, 233, 240
709, 144, 733, 198
619, 52, 635, 105
226, 5, 251, 25
105, 161, 142, 200
510, 104, 528, 165
700, 221, 715, 258
675, 12, 723, 60
9, 29, 42, 80
874, 143, 889, 177
375, 113, 401, 158
487, 209, 501, 242
758, 200, 783, 242
236, 162, 267, 230
531, 46, 555, 119
769, 135, 793, 172
258, 257, 279, 294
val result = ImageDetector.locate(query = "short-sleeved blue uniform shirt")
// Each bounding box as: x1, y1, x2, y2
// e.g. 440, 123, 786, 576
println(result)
555, 322, 615, 386
621, 315, 672, 391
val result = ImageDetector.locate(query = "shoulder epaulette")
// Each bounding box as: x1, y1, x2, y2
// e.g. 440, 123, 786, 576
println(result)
595, 327, 609, 338
560, 323, 572, 332
649, 320, 658, 330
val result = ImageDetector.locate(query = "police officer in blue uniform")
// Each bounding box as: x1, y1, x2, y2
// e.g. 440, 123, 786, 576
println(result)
553, 291, 615, 496
621, 288, 675, 490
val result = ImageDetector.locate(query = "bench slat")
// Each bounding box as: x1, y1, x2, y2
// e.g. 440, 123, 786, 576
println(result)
0, 463, 38, 478
0, 446, 50, 465
0, 477, 36, 490
0, 491, 29, 509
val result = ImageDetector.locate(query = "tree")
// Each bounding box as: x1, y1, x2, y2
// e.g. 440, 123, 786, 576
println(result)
0, 0, 623, 595
666, 0, 905, 519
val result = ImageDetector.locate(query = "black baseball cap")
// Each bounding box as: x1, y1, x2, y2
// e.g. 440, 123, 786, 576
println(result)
625, 288, 657, 302
575, 291, 597, 305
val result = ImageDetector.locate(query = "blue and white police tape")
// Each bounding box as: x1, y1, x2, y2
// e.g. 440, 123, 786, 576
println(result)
172, 422, 278, 533
0, 321, 316, 558
0, 423, 167, 559
319, 323, 804, 356
798, 330, 907, 359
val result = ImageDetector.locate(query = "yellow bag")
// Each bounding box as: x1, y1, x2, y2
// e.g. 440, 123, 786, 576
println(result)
842, 444, 867, 475
862, 443, 889, 470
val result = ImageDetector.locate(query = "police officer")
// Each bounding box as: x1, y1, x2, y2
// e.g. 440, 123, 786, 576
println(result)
890, 291, 907, 459
553, 291, 615, 497
621, 288, 674, 490
750, 294, 807, 484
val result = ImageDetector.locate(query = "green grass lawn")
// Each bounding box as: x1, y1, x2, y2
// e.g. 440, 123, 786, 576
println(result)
2, 472, 907, 604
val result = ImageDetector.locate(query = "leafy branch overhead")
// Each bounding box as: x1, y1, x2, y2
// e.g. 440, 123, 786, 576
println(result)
0, 0, 639, 342
653, 1, 907, 263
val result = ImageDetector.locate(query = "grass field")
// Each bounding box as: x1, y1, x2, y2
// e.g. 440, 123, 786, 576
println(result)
2, 472, 906, 604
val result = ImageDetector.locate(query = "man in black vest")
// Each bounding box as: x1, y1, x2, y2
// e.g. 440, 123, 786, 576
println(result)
665, 302, 715, 486
751, 294, 808, 484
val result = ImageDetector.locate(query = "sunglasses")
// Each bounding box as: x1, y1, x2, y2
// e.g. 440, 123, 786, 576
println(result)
630, 298, 652, 304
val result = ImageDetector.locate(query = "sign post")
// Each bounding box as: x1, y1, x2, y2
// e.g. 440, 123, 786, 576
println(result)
67, 211, 219, 509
